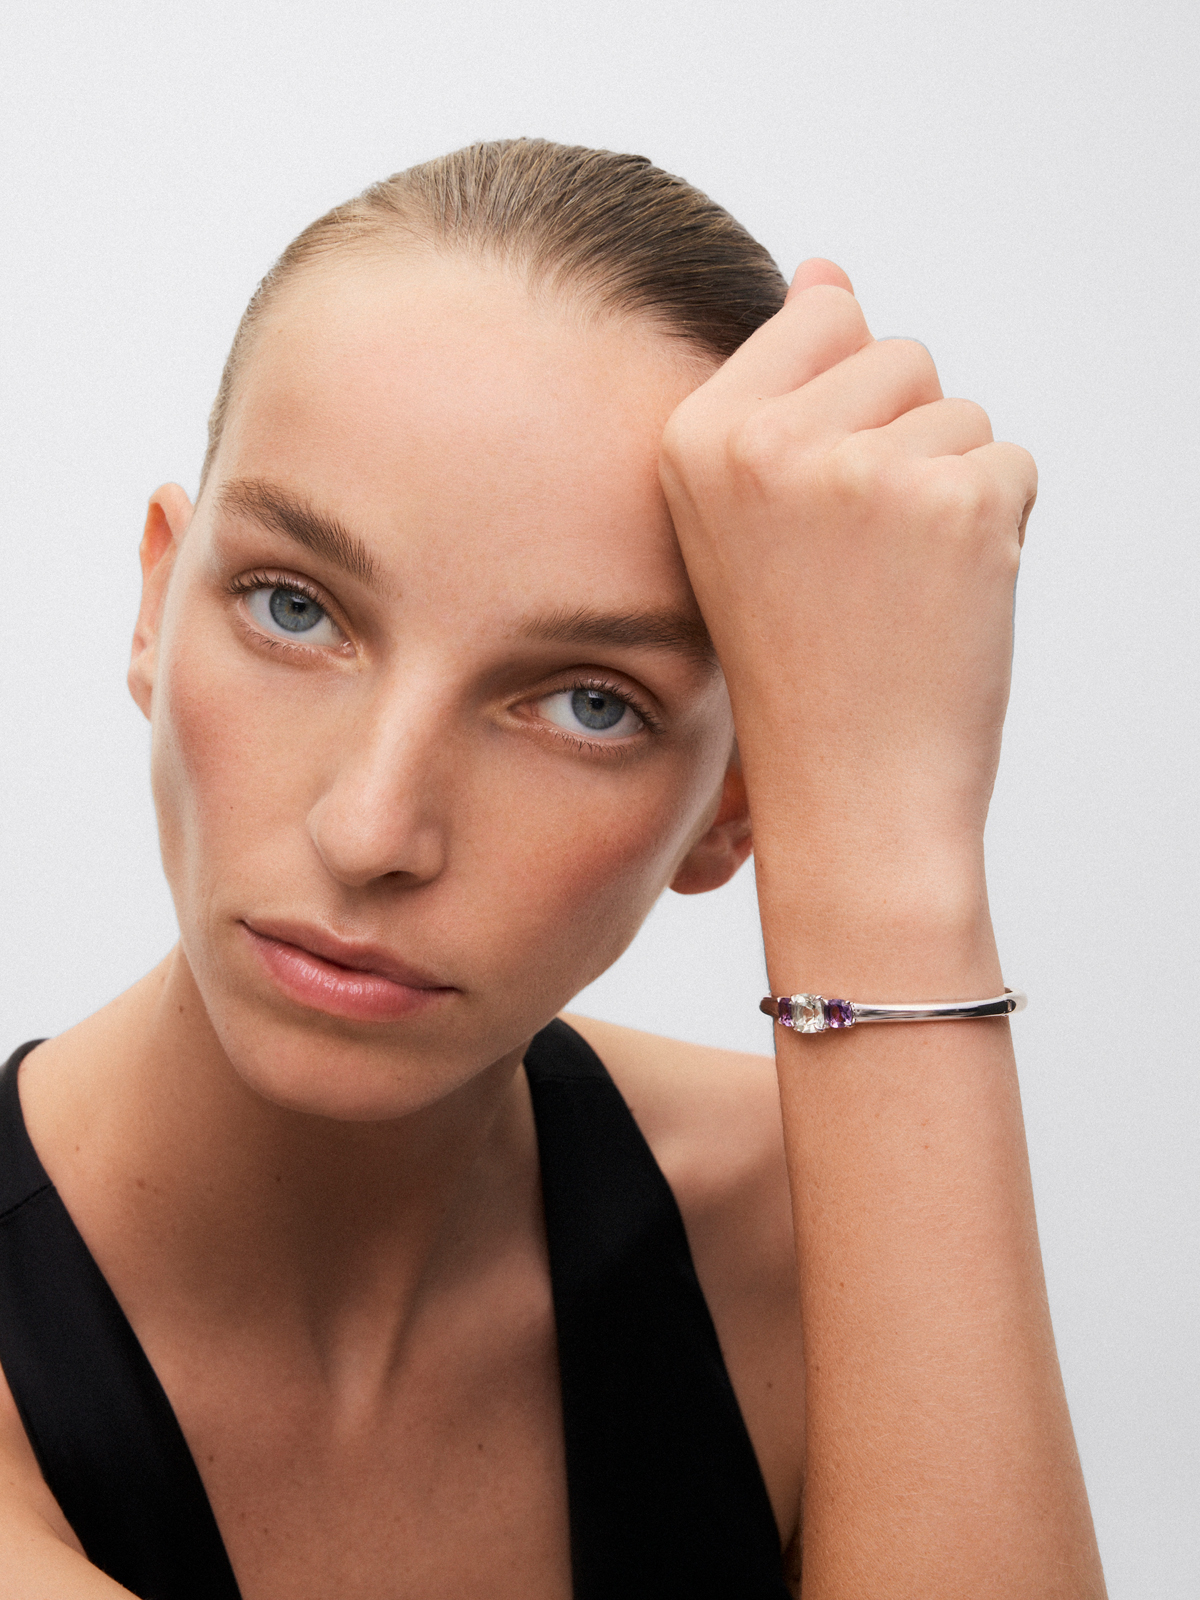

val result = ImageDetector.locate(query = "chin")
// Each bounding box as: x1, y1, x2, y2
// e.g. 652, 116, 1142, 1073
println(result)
190, 942, 541, 1122
211, 1011, 507, 1121
170, 881, 632, 1122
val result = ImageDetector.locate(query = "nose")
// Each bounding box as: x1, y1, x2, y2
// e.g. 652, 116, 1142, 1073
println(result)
305, 689, 452, 889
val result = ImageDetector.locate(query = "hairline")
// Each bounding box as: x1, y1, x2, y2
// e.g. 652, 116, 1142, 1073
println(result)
198, 232, 718, 499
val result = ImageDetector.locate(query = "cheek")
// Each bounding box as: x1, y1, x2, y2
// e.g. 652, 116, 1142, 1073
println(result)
149, 612, 319, 917
456, 740, 724, 1004
150, 577, 730, 1032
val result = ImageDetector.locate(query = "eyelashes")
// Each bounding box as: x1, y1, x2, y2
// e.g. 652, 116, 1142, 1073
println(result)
536, 682, 650, 746
230, 574, 344, 649
227, 572, 658, 753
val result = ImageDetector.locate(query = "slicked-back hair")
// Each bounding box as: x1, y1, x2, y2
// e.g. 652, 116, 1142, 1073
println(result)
200, 139, 788, 489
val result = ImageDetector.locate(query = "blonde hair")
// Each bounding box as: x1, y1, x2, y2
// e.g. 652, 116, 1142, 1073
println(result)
201, 138, 787, 487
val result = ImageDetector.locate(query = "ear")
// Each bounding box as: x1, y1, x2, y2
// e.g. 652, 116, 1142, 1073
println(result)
669, 753, 753, 896
128, 483, 194, 718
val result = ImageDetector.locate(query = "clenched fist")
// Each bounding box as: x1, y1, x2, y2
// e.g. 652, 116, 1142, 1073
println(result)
660, 260, 1037, 949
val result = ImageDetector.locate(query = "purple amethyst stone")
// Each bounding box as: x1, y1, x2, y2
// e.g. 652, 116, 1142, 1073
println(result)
825, 998, 855, 1029
777, 996, 794, 1028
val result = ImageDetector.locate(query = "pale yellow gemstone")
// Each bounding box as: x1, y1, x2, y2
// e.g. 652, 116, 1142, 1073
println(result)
791, 994, 827, 1033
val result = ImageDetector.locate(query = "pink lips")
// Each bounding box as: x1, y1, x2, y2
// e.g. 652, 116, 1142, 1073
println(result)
241, 921, 456, 1023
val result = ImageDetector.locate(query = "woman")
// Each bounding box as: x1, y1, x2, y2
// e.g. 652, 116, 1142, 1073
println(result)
0, 140, 1106, 1597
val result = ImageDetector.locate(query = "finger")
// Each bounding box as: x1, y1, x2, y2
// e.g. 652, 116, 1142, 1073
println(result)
700, 283, 873, 407
965, 441, 1039, 544
878, 398, 994, 458
754, 336, 942, 445
786, 257, 855, 302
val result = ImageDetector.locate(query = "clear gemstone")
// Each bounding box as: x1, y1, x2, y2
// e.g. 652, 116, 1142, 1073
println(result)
776, 996, 794, 1028
791, 994, 827, 1033
825, 998, 855, 1028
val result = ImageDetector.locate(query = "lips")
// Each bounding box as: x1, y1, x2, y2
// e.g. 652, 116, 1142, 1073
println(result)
241, 920, 456, 1024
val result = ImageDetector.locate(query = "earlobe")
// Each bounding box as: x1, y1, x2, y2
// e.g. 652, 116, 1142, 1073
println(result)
128, 483, 194, 718
669, 758, 753, 896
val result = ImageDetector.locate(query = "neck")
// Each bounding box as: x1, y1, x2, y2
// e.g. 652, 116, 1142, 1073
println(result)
20, 948, 539, 1378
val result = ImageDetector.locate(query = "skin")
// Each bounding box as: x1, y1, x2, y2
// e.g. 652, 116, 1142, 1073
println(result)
0, 248, 1106, 1597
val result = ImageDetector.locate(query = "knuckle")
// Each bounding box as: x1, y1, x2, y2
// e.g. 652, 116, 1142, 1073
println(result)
659, 404, 697, 472
884, 337, 940, 390
660, 391, 720, 478
929, 463, 992, 525
724, 405, 795, 484
950, 397, 994, 441
924, 464, 1025, 575
822, 431, 899, 505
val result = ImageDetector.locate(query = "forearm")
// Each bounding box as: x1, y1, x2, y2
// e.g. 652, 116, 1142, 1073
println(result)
662, 264, 1106, 1593
753, 835, 1105, 1597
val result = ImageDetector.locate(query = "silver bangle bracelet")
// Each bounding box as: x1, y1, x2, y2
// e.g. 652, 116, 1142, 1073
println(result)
760, 989, 1026, 1033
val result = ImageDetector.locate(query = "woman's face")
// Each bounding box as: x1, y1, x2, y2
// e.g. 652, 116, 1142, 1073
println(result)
133, 253, 745, 1119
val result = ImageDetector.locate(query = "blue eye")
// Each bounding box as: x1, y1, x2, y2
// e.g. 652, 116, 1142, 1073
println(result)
539, 686, 644, 741
245, 584, 341, 646
269, 588, 323, 632
571, 689, 626, 730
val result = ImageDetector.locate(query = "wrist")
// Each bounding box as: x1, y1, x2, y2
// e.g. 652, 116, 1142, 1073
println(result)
753, 844, 1003, 1001
731, 690, 1003, 866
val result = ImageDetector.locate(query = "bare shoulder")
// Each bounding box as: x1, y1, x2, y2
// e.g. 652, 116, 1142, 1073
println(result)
559, 1012, 786, 1218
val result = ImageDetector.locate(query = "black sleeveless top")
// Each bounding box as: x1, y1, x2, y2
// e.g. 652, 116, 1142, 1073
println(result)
0, 1022, 790, 1599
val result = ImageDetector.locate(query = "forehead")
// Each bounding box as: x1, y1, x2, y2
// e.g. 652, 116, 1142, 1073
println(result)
211, 253, 709, 605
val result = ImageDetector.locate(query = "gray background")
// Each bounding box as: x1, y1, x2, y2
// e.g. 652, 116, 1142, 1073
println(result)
2, 1, 1196, 1592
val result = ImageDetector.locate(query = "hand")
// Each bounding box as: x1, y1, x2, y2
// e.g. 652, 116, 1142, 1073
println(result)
662, 269, 1110, 1600
660, 261, 1037, 908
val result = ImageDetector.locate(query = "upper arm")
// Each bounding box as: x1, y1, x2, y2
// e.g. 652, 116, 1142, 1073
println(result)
0, 1363, 84, 1553
0, 1364, 136, 1596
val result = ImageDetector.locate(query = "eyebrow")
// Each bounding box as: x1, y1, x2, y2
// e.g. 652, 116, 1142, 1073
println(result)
215, 480, 716, 667
215, 478, 378, 586
523, 603, 718, 669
